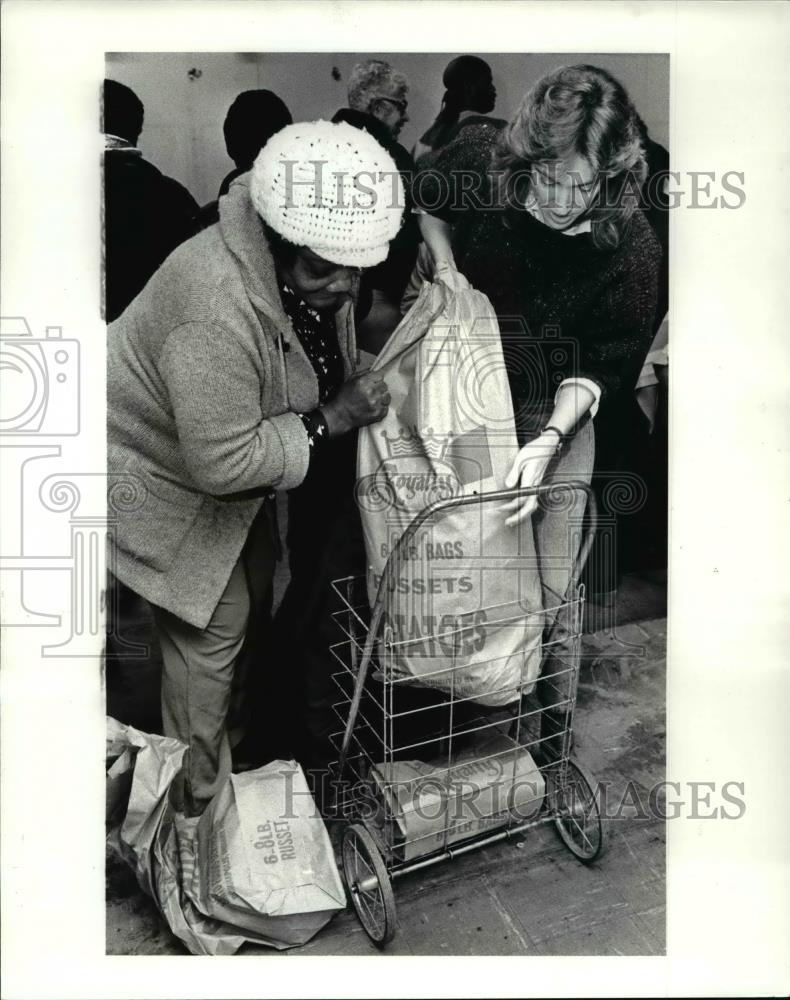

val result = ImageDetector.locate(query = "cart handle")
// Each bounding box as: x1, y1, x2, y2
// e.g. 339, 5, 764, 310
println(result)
336, 482, 597, 780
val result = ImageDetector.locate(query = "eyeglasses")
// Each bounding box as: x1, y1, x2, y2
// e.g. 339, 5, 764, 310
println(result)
376, 96, 408, 116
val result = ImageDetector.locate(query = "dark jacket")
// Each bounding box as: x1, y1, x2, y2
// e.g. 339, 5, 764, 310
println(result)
103, 148, 199, 321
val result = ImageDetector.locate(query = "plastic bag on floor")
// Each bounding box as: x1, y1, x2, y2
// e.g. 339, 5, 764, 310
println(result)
152, 814, 252, 956
106, 716, 187, 899
357, 281, 544, 706
106, 719, 345, 954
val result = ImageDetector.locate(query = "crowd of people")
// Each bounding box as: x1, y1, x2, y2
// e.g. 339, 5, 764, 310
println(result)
104, 57, 669, 816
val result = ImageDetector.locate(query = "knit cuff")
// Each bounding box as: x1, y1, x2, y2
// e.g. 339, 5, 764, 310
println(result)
270, 411, 312, 490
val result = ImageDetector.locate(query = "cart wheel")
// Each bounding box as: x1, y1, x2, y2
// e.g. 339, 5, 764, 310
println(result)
550, 758, 608, 863
341, 823, 397, 947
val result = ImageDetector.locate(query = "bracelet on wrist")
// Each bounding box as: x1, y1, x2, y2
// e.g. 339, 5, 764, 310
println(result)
541, 425, 565, 453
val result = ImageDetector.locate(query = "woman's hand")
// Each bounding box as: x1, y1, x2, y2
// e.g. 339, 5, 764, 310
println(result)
416, 212, 472, 292
501, 432, 561, 526
417, 212, 457, 271
320, 371, 391, 436
502, 383, 596, 524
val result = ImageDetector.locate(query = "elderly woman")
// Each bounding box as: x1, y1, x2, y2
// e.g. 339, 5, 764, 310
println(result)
412, 64, 662, 757
107, 121, 403, 815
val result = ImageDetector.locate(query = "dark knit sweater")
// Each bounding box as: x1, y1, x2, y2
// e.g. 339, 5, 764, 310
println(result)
415, 113, 508, 168
415, 124, 662, 438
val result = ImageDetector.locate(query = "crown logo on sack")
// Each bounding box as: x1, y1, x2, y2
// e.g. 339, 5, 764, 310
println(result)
381, 427, 451, 461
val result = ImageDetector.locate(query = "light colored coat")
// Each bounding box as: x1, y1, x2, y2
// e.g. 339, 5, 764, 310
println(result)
107, 174, 357, 628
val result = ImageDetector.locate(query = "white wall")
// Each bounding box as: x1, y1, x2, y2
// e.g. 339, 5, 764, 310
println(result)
106, 52, 669, 206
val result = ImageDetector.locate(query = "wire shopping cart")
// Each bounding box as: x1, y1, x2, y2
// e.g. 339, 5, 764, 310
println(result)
327, 482, 607, 947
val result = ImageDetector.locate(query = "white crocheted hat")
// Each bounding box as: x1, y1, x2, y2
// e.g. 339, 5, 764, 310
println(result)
250, 120, 404, 268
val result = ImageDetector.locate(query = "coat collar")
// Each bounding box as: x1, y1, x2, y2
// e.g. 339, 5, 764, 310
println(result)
218, 172, 292, 331
218, 172, 357, 368
331, 107, 393, 150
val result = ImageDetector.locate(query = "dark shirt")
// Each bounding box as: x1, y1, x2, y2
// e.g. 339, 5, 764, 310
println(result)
278, 282, 344, 403
276, 281, 355, 509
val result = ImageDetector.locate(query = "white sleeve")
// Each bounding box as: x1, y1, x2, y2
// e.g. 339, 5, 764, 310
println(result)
554, 378, 602, 418
636, 363, 660, 392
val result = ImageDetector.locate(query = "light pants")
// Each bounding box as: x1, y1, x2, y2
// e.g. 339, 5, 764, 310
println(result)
153, 559, 250, 816
151, 501, 277, 817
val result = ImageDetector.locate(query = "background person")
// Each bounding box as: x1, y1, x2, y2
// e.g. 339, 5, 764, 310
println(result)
413, 55, 504, 163
343, 57, 411, 144
333, 59, 420, 354
106, 121, 403, 816
197, 89, 293, 228
589, 111, 670, 602
102, 79, 199, 322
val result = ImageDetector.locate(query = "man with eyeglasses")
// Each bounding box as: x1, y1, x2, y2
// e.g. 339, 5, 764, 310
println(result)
333, 59, 420, 354
343, 58, 410, 140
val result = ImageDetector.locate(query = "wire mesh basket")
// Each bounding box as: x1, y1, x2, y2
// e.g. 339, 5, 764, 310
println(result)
327, 483, 607, 946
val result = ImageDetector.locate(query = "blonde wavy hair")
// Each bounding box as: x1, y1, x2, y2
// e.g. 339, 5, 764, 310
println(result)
492, 64, 648, 249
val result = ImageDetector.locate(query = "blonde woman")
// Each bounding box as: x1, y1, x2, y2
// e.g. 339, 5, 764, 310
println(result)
413, 64, 662, 757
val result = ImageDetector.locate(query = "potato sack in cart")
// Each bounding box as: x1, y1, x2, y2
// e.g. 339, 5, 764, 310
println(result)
328, 281, 607, 946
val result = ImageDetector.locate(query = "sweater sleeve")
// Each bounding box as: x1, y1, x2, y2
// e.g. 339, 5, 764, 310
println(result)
412, 124, 500, 223
575, 226, 662, 403
158, 321, 310, 496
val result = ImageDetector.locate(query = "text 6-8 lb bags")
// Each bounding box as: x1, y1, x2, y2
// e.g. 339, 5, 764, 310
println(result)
357, 280, 544, 707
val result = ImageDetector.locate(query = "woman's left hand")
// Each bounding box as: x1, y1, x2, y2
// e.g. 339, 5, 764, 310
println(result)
501, 434, 559, 526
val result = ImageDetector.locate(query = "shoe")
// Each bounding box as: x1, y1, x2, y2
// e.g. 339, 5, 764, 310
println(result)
585, 587, 618, 607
